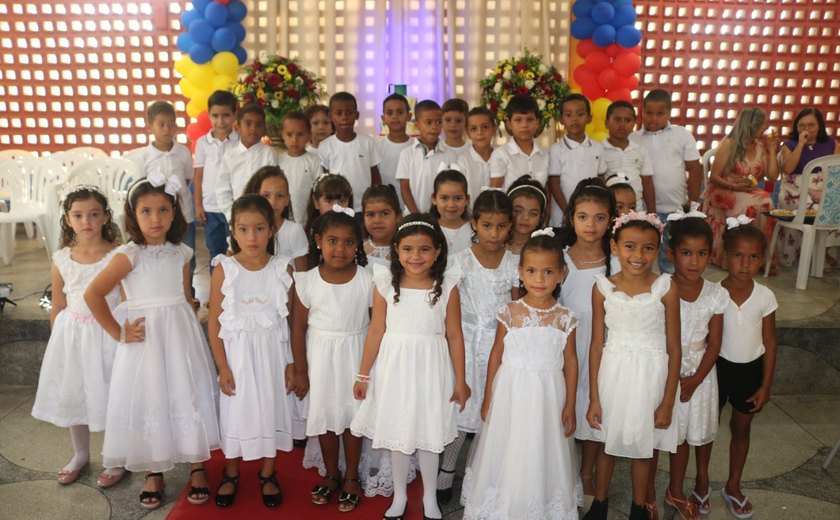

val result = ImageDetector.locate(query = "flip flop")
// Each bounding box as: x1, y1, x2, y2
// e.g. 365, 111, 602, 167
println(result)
720, 488, 753, 519
690, 487, 711, 516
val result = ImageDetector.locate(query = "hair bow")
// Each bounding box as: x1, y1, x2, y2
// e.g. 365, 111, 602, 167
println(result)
726, 214, 753, 229
147, 169, 182, 197
667, 201, 706, 222
480, 186, 506, 194
530, 227, 555, 238
332, 204, 355, 217
605, 174, 631, 188
436, 162, 463, 174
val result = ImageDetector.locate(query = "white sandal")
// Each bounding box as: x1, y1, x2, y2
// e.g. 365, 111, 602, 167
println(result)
690, 487, 711, 516
720, 488, 753, 519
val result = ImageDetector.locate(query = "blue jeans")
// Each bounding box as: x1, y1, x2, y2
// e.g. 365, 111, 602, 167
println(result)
204, 212, 229, 271
658, 212, 674, 274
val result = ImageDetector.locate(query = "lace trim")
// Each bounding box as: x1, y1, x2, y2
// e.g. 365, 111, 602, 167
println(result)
462, 468, 581, 520
214, 255, 292, 336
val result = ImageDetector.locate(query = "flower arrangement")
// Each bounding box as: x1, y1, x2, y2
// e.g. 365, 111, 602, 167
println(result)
232, 55, 325, 128
479, 48, 570, 129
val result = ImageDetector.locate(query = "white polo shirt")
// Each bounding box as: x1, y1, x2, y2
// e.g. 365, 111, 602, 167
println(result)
548, 135, 607, 226
280, 151, 321, 227
318, 134, 383, 212
601, 138, 654, 211
630, 123, 701, 213
395, 139, 456, 213
215, 142, 280, 220
456, 146, 493, 204
193, 130, 239, 212
489, 138, 549, 189
130, 142, 195, 223
720, 282, 777, 363
377, 136, 415, 210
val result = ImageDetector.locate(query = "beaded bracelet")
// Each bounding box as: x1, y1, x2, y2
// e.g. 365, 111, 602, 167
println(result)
355, 373, 371, 383
119, 325, 126, 344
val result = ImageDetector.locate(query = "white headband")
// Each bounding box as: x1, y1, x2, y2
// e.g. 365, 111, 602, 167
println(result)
397, 220, 435, 232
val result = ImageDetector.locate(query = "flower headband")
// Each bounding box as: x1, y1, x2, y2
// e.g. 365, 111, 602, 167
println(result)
531, 227, 555, 238
667, 202, 706, 222
397, 220, 435, 232
726, 214, 753, 230
332, 204, 354, 217
127, 169, 181, 209
612, 210, 665, 235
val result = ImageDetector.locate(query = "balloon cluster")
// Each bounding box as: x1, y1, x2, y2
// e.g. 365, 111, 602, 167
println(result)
174, 0, 248, 146
568, 0, 642, 141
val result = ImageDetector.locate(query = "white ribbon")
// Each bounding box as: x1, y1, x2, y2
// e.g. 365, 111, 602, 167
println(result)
332, 204, 355, 217
726, 214, 753, 230
667, 201, 706, 222
147, 169, 182, 198
530, 227, 555, 238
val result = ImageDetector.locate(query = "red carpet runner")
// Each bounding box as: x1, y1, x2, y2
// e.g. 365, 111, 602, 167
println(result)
167, 448, 429, 519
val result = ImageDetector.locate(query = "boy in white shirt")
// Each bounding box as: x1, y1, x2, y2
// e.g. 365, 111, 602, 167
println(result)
215, 104, 280, 221
489, 95, 549, 189
441, 98, 471, 155
456, 107, 496, 202
396, 100, 456, 213
630, 89, 702, 273
278, 111, 321, 228
548, 93, 607, 226
602, 100, 655, 212
377, 93, 413, 211
194, 90, 239, 267
318, 91, 382, 213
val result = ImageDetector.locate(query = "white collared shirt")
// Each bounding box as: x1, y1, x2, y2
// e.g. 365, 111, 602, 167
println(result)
215, 142, 280, 220
279, 151, 321, 227
489, 138, 549, 189
630, 123, 701, 213
130, 142, 195, 222
377, 136, 415, 210
318, 134, 383, 212
456, 146, 493, 203
193, 130, 239, 212
395, 139, 457, 213
601, 138, 654, 211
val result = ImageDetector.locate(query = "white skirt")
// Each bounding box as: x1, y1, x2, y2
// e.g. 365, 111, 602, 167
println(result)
677, 367, 719, 446
305, 329, 364, 436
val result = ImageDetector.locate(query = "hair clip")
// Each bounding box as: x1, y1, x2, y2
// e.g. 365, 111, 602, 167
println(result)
530, 227, 555, 238
397, 220, 435, 232
726, 214, 753, 230
667, 201, 706, 222
612, 210, 665, 235
332, 204, 354, 217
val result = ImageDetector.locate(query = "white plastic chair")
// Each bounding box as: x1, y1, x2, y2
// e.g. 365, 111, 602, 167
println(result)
48, 151, 89, 172
700, 147, 717, 196
764, 155, 840, 289
121, 147, 145, 161
0, 149, 36, 163
66, 146, 108, 159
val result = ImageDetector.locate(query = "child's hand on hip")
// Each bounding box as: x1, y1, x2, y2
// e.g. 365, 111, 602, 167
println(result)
122, 317, 145, 343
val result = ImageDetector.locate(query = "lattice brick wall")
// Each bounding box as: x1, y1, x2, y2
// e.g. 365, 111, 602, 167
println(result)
0, 0, 189, 154
636, 0, 840, 152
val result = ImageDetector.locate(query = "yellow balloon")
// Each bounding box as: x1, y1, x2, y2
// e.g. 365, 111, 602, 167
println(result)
592, 97, 612, 123
211, 51, 240, 78
191, 88, 211, 110
188, 63, 216, 89
186, 99, 204, 118
178, 78, 198, 99
590, 130, 609, 142
210, 74, 235, 92
174, 54, 196, 78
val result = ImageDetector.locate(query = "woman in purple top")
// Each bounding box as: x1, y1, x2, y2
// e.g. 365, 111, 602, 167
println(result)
777, 108, 840, 268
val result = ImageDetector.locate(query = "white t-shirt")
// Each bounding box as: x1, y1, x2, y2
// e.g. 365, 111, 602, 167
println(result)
442, 142, 471, 156
215, 142, 281, 220
395, 139, 457, 213
276, 219, 309, 266
601, 138, 654, 212
279, 151, 321, 227
377, 136, 415, 210
719, 282, 777, 363
318, 134, 382, 212
630, 124, 701, 213
548, 135, 607, 227
129, 142, 195, 223
456, 146, 493, 204
193, 130, 240, 212
489, 138, 549, 189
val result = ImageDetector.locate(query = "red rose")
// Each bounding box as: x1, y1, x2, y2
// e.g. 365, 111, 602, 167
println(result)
503, 80, 512, 89
285, 88, 300, 100
243, 93, 254, 103
244, 74, 255, 84
514, 64, 527, 72
257, 98, 267, 107
267, 73, 281, 88
496, 73, 503, 79
306, 80, 316, 91
287, 63, 298, 73
516, 85, 530, 95
490, 100, 499, 111
252, 61, 263, 71
554, 71, 562, 81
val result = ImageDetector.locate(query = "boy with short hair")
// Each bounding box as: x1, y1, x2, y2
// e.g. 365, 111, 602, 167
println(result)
215, 104, 280, 220
194, 90, 239, 265
396, 99, 456, 213
630, 89, 702, 273
441, 98, 470, 155
279, 111, 321, 227
456, 107, 497, 202
377, 93, 414, 210
547, 93, 607, 226
489, 95, 549, 189
602, 100, 655, 213
130, 100, 196, 286
317, 91, 382, 213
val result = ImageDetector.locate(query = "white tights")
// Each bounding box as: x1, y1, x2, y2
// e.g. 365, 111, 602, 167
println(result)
384, 449, 443, 519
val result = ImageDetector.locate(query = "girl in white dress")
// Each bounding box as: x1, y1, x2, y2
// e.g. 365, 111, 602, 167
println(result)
505, 175, 549, 256
462, 228, 581, 520
31, 186, 123, 488
437, 188, 518, 503
291, 206, 372, 512
86, 174, 220, 510
432, 169, 473, 255
585, 212, 681, 520
208, 195, 294, 508
362, 184, 401, 266
558, 178, 618, 501
304, 173, 354, 236
351, 214, 470, 520
644, 210, 727, 520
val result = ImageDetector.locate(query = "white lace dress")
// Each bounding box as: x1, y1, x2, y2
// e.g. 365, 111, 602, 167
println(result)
677, 281, 728, 446
461, 300, 581, 520
213, 254, 294, 460
450, 248, 518, 433
594, 274, 678, 458
350, 265, 460, 454
31, 248, 120, 431
102, 242, 220, 472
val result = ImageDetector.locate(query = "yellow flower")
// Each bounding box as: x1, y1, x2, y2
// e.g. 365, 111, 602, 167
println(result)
284, 72, 292, 82
525, 71, 535, 79
547, 103, 555, 110
278, 65, 288, 75
274, 91, 284, 100
494, 67, 501, 74
266, 66, 275, 73
504, 64, 512, 71
257, 88, 265, 99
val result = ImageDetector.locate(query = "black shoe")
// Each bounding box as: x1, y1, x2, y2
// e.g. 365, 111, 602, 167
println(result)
258, 471, 283, 508
583, 497, 609, 520
383, 502, 406, 520
187, 467, 210, 505
436, 468, 455, 503
293, 438, 308, 449
629, 502, 650, 520
215, 470, 240, 508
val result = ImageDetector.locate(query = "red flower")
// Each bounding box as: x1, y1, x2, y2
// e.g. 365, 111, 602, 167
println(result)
516, 85, 530, 95
306, 80, 316, 91
266, 73, 281, 88
503, 80, 512, 89
285, 88, 300, 100
490, 100, 499, 111
244, 74, 255, 84
496, 73, 503, 79
287, 63, 298, 74
514, 64, 527, 72
252, 61, 263, 71
257, 98, 267, 107
243, 93, 254, 103
554, 71, 562, 82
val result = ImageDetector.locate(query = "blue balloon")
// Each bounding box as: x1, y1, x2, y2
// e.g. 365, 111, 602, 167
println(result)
572, 0, 595, 18
613, 0, 633, 5
612, 5, 637, 27
232, 44, 248, 65
180, 9, 201, 30
192, 0, 211, 12
227, 0, 248, 23
224, 21, 246, 44
190, 19, 214, 45
570, 17, 598, 39
204, 2, 228, 28
616, 25, 643, 48
189, 43, 215, 64
176, 32, 193, 53
592, 24, 617, 47
591, 2, 615, 25
211, 27, 236, 52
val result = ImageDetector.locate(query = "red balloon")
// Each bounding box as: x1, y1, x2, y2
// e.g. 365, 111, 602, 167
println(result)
576, 39, 599, 59
618, 45, 642, 55
598, 69, 621, 91
573, 67, 598, 88
604, 43, 621, 58
583, 50, 611, 73
607, 88, 632, 102
582, 82, 605, 101
186, 122, 204, 143
613, 52, 641, 76
623, 74, 640, 90
196, 111, 212, 133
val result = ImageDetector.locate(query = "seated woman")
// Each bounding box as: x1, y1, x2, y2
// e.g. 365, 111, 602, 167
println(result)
703, 107, 780, 269
777, 107, 840, 269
